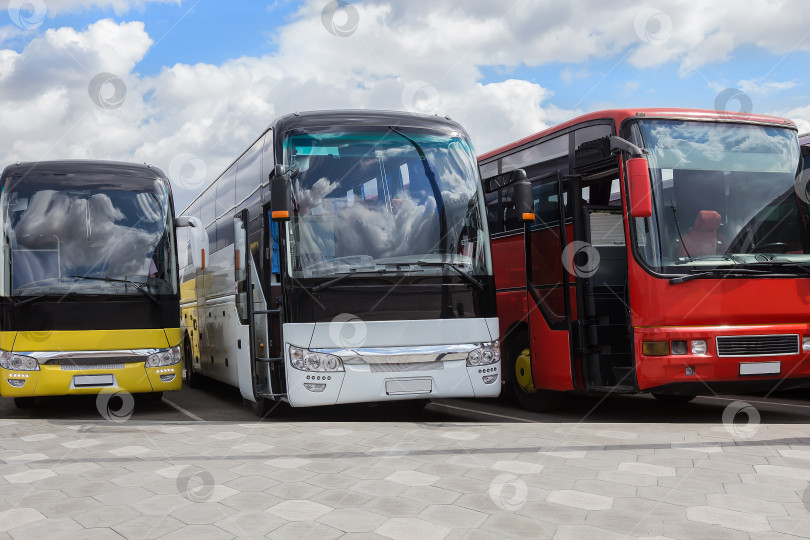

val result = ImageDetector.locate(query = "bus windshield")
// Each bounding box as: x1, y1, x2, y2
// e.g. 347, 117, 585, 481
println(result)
629, 120, 808, 274
3, 174, 177, 296
284, 128, 491, 279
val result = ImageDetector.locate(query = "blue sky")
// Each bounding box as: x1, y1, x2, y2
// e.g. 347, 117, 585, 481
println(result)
1, 0, 808, 206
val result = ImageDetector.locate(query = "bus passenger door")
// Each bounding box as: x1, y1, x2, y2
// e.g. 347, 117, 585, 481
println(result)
524, 172, 575, 391
234, 210, 272, 402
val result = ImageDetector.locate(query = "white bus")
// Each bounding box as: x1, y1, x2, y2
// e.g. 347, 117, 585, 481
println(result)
178, 110, 501, 415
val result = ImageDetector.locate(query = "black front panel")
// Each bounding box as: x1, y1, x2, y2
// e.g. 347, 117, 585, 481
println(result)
2, 296, 180, 332
286, 276, 496, 323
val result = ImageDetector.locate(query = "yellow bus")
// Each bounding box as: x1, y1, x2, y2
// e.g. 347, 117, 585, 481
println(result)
0, 160, 186, 407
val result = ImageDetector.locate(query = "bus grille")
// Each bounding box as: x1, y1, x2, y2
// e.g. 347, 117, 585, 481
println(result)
61, 363, 126, 371
716, 335, 799, 357
369, 362, 445, 373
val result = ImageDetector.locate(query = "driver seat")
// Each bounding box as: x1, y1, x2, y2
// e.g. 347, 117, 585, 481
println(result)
678, 210, 722, 257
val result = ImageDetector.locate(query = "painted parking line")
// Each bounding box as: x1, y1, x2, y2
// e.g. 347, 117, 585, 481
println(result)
699, 395, 810, 410
162, 396, 204, 421
430, 402, 535, 422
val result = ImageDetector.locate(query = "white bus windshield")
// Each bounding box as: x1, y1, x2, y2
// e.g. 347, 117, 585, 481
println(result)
3, 174, 177, 296
283, 128, 492, 279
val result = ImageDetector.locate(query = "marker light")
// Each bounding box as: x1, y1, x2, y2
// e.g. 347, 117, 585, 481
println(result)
641, 341, 669, 356
0, 351, 39, 371
7, 379, 25, 387
803, 336, 810, 352
691, 340, 707, 355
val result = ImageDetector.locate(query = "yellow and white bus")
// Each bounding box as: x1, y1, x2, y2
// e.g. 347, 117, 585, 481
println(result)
0, 160, 186, 407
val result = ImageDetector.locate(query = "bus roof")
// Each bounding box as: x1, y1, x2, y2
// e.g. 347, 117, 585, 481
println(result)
479, 108, 798, 161
1, 160, 169, 181
800, 132, 810, 145
270, 109, 469, 138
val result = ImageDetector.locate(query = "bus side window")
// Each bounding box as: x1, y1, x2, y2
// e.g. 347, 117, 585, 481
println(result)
485, 191, 501, 234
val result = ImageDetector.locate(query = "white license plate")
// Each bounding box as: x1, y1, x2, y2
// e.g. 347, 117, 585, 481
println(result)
385, 378, 432, 395
73, 374, 115, 387
739, 362, 781, 376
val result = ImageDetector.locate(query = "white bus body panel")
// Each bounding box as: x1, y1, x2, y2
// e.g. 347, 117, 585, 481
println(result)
284, 317, 500, 407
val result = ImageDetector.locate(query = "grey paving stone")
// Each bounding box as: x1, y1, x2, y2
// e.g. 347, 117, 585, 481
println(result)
269, 521, 343, 540
417, 504, 488, 529
318, 507, 388, 533
213, 510, 286, 537
172, 502, 237, 525
0, 508, 45, 532
157, 523, 234, 539
687, 505, 771, 533
399, 485, 463, 505
552, 524, 632, 540
480, 513, 556, 538
363, 496, 431, 518
375, 517, 452, 540
310, 488, 373, 509
219, 491, 283, 512
7, 516, 83, 540
74, 504, 142, 528
266, 499, 333, 521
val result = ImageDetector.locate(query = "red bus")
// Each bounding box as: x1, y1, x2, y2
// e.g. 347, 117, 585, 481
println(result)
479, 108, 810, 411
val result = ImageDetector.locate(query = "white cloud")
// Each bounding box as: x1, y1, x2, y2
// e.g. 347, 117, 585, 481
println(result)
0, 0, 182, 16
1, 0, 809, 210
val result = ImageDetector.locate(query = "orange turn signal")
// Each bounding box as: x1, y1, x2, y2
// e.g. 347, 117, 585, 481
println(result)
521, 212, 536, 222
200, 249, 206, 270
272, 210, 290, 220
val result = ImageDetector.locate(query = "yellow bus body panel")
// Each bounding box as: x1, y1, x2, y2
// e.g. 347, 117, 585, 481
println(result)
0, 328, 183, 397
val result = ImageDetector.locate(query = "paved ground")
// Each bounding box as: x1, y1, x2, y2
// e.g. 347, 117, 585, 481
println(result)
1, 384, 810, 539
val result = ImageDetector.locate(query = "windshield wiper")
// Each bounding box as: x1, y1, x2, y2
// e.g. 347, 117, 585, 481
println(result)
734, 260, 810, 275
311, 268, 392, 293
670, 267, 780, 285
416, 261, 484, 290
69, 275, 160, 305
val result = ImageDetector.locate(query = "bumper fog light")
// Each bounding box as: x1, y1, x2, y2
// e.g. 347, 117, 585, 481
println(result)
304, 383, 326, 393
691, 340, 707, 355
159, 374, 176, 382
685, 366, 695, 376
7, 379, 25, 387
482, 375, 498, 384
642, 341, 669, 356
671, 341, 687, 355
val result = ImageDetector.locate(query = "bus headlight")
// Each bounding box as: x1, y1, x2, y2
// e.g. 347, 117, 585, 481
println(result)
146, 347, 181, 367
467, 342, 500, 367
289, 346, 344, 372
0, 351, 39, 371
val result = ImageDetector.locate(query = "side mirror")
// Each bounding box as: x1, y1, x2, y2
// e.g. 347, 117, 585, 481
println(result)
177, 215, 209, 270
271, 173, 292, 222
512, 169, 534, 222
626, 157, 652, 218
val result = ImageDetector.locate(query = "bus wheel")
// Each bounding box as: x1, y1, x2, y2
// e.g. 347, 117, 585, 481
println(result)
13, 397, 35, 408
183, 338, 201, 389
652, 393, 696, 404
510, 347, 563, 413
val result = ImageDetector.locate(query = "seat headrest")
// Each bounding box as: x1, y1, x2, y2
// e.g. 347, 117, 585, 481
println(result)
692, 210, 722, 232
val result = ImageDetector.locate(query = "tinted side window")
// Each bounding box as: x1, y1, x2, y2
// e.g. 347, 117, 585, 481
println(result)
236, 141, 261, 204
502, 135, 567, 173
216, 167, 236, 218
485, 191, 500, 234
200, 189, 215, 226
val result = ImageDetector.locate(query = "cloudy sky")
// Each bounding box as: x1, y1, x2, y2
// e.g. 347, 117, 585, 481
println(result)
1, 0, 809, 209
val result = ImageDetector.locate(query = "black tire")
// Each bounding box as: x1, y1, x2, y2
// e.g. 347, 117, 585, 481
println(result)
13, 397, 36, 408
506, 332, 564, 413
183, 337, 201, 389
652, 393, 696, 404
